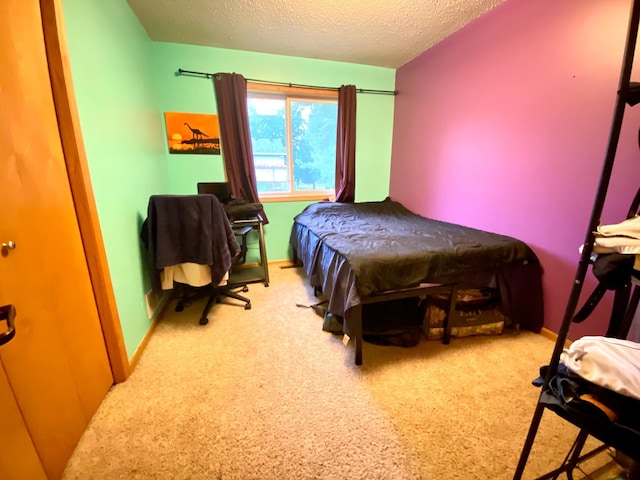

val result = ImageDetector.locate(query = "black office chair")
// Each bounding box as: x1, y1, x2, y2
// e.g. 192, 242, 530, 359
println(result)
142, 194, 251, 325
176, 274, 251, 322
174, 275, 251, 325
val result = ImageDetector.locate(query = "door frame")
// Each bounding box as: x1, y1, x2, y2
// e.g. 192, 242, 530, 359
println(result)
40, 0, 129, 382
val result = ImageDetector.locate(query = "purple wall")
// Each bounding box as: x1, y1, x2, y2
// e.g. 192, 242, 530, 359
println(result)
391, 0, 639, 338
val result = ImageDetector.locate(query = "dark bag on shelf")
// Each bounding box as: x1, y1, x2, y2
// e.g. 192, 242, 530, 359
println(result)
573, 253, 636, 323
592, 253, 636, 290
223, 199, 263, 221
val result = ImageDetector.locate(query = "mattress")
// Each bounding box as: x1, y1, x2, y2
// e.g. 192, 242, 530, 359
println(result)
290, 198, 543, 331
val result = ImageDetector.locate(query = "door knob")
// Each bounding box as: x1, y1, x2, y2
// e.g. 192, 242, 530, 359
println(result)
1, 241, 16, 256
0, 304, 16, 346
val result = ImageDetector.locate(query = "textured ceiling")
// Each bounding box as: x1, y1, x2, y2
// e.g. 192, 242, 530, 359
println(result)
126, 0, 505, 68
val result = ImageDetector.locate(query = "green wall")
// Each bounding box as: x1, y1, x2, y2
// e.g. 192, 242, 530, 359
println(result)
152, 42, 397, 262
62, 0, 396, 360
62, 0, 169, 358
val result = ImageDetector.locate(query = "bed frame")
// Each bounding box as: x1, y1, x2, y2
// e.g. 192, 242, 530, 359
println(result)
291, 199, 543, 365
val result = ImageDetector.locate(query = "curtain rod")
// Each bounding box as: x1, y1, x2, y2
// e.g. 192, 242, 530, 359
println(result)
177, 68, 398, 96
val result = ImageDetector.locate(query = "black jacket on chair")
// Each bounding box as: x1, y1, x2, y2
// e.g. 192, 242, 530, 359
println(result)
142, 194, 240, 291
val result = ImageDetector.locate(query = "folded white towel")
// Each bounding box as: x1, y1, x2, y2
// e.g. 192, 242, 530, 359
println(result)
561, 335, 640, 400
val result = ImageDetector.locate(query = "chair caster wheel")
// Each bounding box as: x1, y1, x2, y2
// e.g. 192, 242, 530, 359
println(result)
242, 286, 249, 292
244, 303, 251, 310
175, 304, 184, 312
199, 317, 209, 325
264, 283, 269, 287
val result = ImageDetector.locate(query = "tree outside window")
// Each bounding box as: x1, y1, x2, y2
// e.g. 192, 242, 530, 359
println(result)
248, 87, 337, 200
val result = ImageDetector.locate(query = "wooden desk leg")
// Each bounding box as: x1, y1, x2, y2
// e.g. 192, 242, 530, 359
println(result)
345, 305, 363, 365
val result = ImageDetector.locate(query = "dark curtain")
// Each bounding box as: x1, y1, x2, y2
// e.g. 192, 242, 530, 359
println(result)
212, 72, 268, 223
335, 85, 357, 203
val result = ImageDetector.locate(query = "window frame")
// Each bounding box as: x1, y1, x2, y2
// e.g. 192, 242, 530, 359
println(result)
247, 82, 338, 202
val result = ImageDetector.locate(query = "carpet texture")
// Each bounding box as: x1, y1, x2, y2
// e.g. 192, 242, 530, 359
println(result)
62, 266, 602, 479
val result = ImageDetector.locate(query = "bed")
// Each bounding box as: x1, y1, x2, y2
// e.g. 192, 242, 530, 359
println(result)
290, 198, 544, 365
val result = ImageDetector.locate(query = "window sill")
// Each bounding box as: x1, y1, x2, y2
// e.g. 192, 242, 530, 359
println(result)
259, 193, 335, 203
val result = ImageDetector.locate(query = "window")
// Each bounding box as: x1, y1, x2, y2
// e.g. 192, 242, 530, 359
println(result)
247, 84, 338, 201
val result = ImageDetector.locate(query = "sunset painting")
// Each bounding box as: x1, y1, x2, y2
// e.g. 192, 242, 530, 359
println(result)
164, 112, 221, 155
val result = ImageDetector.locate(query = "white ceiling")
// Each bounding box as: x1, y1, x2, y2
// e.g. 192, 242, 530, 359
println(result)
126, 0, 506, 69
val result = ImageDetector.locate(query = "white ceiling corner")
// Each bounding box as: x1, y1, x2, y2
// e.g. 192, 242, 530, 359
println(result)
126, 0, 506, 69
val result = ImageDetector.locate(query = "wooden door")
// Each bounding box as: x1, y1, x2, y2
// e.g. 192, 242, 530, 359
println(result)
0, 1, 114, 478
0, 364, 47, 480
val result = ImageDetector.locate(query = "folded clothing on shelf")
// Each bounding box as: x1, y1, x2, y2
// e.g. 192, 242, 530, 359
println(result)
561, 336, 640, 401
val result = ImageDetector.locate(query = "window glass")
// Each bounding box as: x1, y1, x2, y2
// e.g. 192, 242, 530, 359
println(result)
248, 88, 337, 199
291, 100, 337, 192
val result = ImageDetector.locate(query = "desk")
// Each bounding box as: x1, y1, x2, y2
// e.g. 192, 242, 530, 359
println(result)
229, 217, 269, 287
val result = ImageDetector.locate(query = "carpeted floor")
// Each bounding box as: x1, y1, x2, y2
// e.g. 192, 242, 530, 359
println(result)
62, 266, 607, 480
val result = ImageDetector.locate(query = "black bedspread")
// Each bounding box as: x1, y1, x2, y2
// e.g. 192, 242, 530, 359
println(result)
291, 198, 544, 331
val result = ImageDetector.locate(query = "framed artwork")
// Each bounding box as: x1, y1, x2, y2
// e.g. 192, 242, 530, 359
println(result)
164, 112, 221, 154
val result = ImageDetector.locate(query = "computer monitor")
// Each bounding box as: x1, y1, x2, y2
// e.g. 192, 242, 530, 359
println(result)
197, 182, 232, 203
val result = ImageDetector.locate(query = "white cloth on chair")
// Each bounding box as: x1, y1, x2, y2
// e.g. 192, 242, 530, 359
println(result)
561, 335, 640, 400
160, 263, 229, 290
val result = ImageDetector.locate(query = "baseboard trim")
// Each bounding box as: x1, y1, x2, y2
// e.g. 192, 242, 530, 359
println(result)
271, 259, 298, 268
127, 293, 172, 375
233, 259, 298, 270
539, 327, 573, 348
128, 320, 157, 374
